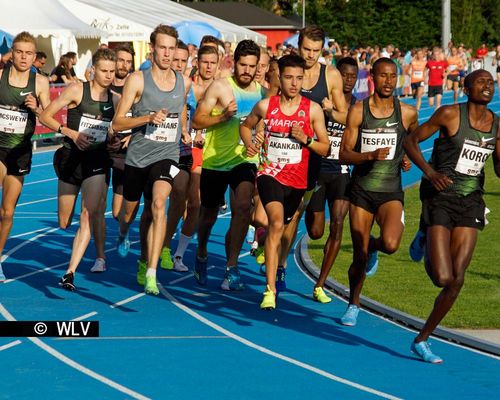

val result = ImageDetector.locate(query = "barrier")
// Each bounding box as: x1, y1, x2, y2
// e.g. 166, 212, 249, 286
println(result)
33, 85, 66, 138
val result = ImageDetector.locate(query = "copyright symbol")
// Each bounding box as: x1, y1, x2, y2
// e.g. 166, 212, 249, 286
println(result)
34, 322, 47, 335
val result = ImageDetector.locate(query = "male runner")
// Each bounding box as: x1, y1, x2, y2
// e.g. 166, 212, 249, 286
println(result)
191, 39, 265, 290
404, 69, 498, 363
40, 48, 119, 289
0, 32, 50, 281
241, 54, 329, 309
305, 56, 358, 303
426, 47, 448, 109
446, 47, 464, 104
338, 58, 417, 326
409, 49, 426, 111
112, 25, 191, 295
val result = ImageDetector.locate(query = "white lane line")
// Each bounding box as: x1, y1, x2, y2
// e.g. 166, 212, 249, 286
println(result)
31, 162, 53, 168
1, 226, 61, 263
72, 312, 98, 322
24, 178, 58, 186
55, 336, 229, 341
0, 340, 22, 352
10, 226, 53, 239
110, 293, 145, 308
17, 196, 58, 207
0, 304, 150, 400
157, 284, 402, 400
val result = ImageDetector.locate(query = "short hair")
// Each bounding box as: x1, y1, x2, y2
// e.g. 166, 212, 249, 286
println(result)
35, 51, 47, 60
298, 25, 326, 48
200, 35, 223, 48
65, 51, 77, 59
176, 40, 189, 52
92, 48, 117, 66
233, 40, 260, 63
12, 31, 36, 47
464, 69, 491, 89
150, 24, 178, 46
198, 45, 219, 60
371, 57, 396, 75
337, 57, 358, 72
114, 42, 135, 57
278, 54, 306, 74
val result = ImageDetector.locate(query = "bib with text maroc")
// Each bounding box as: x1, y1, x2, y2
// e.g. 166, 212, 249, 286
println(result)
0, 105, 28, 134
455, 138, 495, 176
360, 128, 397, 160
145, 113, 179, 143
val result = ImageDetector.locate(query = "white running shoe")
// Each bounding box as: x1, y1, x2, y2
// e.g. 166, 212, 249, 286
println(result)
173, 257, 188, 272
90, 258, 106, 273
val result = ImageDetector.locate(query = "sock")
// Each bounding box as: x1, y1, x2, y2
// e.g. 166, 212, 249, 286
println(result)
174, 233, 192, 259
146, 268, 156, 278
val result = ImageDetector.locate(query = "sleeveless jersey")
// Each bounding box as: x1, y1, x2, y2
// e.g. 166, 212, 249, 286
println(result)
352, 97, 406, 192
257, 95, 313, 189
65, 81, 114, 151
0, 65, 37, 149
202, 77, 264, 171
421, 103, 498, 197
126, 68, 184, 167
410, 59, 426, 83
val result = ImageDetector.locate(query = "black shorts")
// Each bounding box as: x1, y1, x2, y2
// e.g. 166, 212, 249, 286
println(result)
257, 175, 305, 225
111, 166, 124, 195
0, 145, 32, 176
178, 154, 193, 173
200, 163, 256, 208
307, 172, 350, 213
54, 146, 110, 187
307, 153, 321, 191
447, 74, 460, 83
428, 85, 443, 98
423, 192, 485, 230
497, 66, 500, 74
411, 82, 424, 91
123, 159, 179, 202
349, 183, 404, 214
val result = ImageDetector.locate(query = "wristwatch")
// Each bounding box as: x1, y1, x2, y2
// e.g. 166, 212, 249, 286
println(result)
305, 136, 313, 147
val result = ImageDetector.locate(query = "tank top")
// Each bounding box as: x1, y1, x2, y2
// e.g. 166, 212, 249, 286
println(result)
410, 59, 426, 83
257, 95, 313, 189
202, 76, 264, 171
65, 81, 114, 151
352, 97, 406, 192
0, 65, 37, 149
421, 103, 498, 197
126, 68, 184, 168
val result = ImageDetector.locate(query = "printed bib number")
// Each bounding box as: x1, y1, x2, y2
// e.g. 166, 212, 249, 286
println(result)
327, 136, 342, 160
145, 113, 179, 143
267, 135, 302, 164
413, 70, 423, 79
0, 106, 28, 134
448, 65, 457, 71
360, 130, 397, 160
455, 139, 494, 176
79, 115, 109, 144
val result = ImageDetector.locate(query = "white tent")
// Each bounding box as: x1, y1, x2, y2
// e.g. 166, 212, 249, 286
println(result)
0, 0, 105, 77
74, 0, 267, 46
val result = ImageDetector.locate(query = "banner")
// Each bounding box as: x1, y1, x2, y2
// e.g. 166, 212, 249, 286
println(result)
34, 85, 67, 136
353, 69, 372, 100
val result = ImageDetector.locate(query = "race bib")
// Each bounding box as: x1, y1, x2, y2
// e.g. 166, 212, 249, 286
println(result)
413, 70, 423, 79
145, 113, 179, 143
267, 134, 302, 164
327, 136, 342, 160
0, 106, 28, 134
448, 65, 457, 71
455, 138, 494, 176
360, 129, 398, 160
79, 115, 110, 144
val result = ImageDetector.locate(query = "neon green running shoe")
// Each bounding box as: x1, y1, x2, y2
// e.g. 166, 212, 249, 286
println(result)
313, 287, 332, 304
255, 245, 265, 265
260, 285, 276, 310
145, 275, 159, 295
137, 259, 147, 285
160, 247, 173, 270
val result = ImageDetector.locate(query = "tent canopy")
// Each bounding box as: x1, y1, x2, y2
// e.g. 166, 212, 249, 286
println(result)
284, 33, 331, 49
173, 21, 221, 46
75, 0, 266, 46
0, 29, 13, 54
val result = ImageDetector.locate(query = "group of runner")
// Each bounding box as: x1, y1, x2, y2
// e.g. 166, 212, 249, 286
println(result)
0, 25, 498, 365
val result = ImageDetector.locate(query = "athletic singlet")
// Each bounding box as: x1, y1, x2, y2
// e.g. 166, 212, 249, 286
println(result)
257, 95, 313, 189
127, 68, 184, 167
321, 95, 357, 174
447, 56, 462, 75
179, 86, 195, 157
426, 60, 448, 86
421, 103, 498, 197
410, 59, 426, 83
202, 76, 264, 171
110, 83, 123, 95
0, 65, 37, 149
65, 81, 114, 151
352, 97, 406, 192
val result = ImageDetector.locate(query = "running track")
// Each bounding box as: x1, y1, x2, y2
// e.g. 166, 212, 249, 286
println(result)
1, 91, 499, 399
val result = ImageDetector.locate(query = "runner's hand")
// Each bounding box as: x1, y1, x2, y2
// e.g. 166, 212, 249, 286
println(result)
371, 147, 390, 160
291, 124, 307, 144
223, 100, 237, 121
106, 135, 121, 152
401, 154, 412, 172
194, 131, 204, 148
149, 108, 167, 125
322, 97, 333, 114
73, 132, 91, 151
427, 170, 453, 191
245, 142, 261, 158
121, 135, 131, 149
24, 94, 39, 113
181, 130, 192, 145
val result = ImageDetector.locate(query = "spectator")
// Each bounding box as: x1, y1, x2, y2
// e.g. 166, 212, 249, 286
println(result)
50, 54, 73, 85
31, 51, 48, 76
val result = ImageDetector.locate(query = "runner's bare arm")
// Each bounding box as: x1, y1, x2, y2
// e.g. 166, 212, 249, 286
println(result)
192, 79, 236, 129
181, 76, 193, 144
308, 102, 330, 157
240, 99, 267, 157
34, 74, 51, 112
327, 67, 348, 124
494, 118, 500, 177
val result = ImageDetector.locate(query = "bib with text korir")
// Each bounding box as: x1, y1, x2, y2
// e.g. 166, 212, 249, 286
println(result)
455, 138, 495, 177
145, 112, 179, 143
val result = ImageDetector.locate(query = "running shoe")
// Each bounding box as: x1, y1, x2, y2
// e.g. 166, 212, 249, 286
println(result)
313, 287, 332, 304
276, 266, 286, 292
117, 232, 130, 258
411, 340, 443, 364
173, 256, 189, 272
246, 225, 255, 244
409, 230, 426, 262
59, 272, 76, 291
254, 245, 265, 265
0, 263, 5, 282
221, 267, 244, 291
260, 285, 276, 310
219, 200, 228, 214
137, 259, 147, 285
340, 304, 359, 326
144, 275, 159, 296
250, 240, 259, 255
160, 247, 173, 270
90, 258, 106, 273
366, 237, 379, 277
194, 256, 208, 286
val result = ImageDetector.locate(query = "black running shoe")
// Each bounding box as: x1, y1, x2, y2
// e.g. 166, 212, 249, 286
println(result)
59, 272, 76, 291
